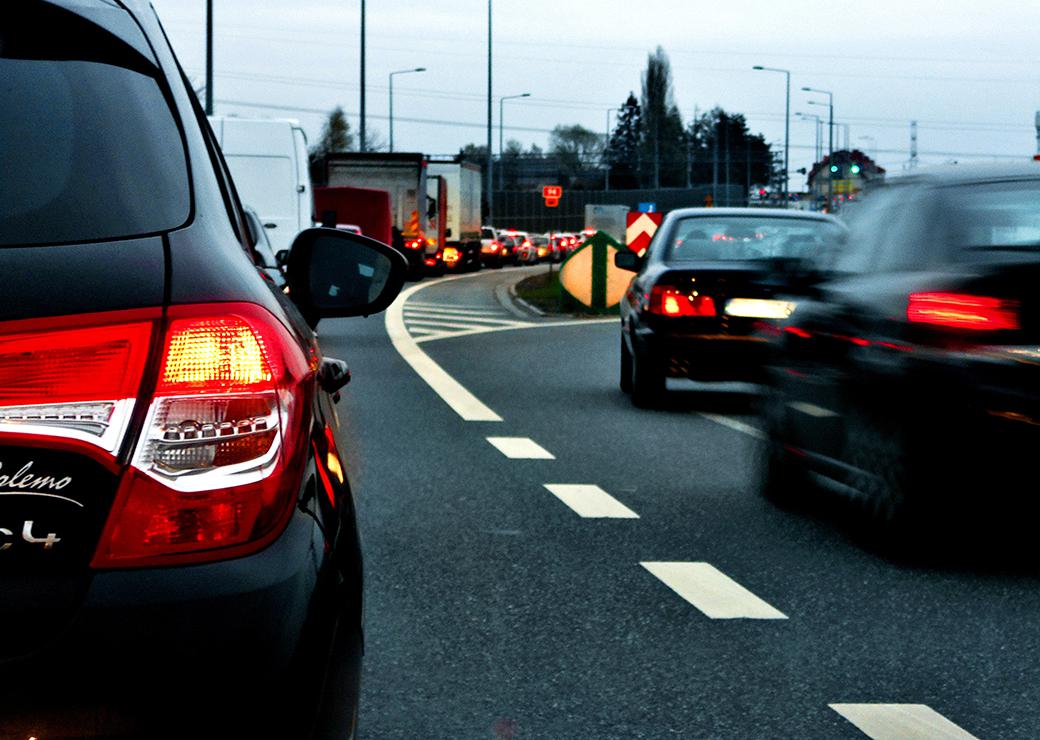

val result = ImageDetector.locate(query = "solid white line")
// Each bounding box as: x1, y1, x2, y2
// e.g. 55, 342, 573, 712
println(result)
829, 704, 980, 740
405, 318, 526, 331
385, 275, 503, 422
543, 484, 639, 518
408, 301, 501, 310
699, 413, 765, 439
487, 437, 555, 459
405, 312, 525, 326
403, 305, 505, 317
640, 562, 787, 619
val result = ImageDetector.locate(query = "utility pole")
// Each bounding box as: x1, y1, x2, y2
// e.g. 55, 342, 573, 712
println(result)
359, 0, 366, 152
205, 0, 213, 115
712, 116, 719, 204
485, 0, 493, 224
754, 66, 791, 207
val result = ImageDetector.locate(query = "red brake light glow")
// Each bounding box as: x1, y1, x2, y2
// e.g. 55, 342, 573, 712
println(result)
93, 304, 312, 568
648, 286, 717, 317
907, 292, 1020, 331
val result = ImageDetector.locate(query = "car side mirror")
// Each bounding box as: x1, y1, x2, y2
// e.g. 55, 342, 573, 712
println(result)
614, 250, 642, 272
285, 228, 407, 326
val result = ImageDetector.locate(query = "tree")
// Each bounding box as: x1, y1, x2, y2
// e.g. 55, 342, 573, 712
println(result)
549, 124, 603, 187
606, 93, 642, 189
309, 106, 353, 182
686, 108, 776, 199
639, 47, 686, 188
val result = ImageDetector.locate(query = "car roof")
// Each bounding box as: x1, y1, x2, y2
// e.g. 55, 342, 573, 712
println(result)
665, 207, 841, 223
880, 160, 1040, 188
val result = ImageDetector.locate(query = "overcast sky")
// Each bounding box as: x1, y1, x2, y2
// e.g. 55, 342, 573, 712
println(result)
152, 0, 1040, 187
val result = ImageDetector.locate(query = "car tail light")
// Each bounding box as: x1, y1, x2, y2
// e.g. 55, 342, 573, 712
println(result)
405, 238, 424, 250
443, 247, 461, 265
93, 303, 312, 568
0, 312, 155, 456
907, 292, 1020, 331
647, 286, 717, 317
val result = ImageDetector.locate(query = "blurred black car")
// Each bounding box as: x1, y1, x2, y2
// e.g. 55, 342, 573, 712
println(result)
616, 208, 846, 407
759, 163, 1040, 534
0, 1, 406, 736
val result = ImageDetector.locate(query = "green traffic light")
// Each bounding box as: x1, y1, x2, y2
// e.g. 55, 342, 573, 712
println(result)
829, 164, 839, 173
850, 164, 862, 175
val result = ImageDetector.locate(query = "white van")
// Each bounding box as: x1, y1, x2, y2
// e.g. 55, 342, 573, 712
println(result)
208, 116, 313, 255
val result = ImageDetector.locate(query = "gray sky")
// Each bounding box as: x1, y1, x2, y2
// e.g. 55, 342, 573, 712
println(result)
153, 0, 1040, 186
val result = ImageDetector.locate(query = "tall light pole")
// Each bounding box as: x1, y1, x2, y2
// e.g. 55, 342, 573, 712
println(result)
205, 0, 213, 115
753, 66, 790, 207
796, 112, 822, 162
802, 87, 833, 159
486, 0, 493, 224
389, 67, 426, 153
498, 92, 530, 190
359, 0, 366, 152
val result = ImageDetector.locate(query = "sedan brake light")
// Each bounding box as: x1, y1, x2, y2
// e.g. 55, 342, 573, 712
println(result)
648, 286, 717, 317
93, 303, 312, 568
907, 292, 1020, 331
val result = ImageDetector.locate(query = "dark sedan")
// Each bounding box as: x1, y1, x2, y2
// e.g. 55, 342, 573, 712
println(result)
759, 163, 1040, 537
616, 208, 846, 407
0, 1, 405, 736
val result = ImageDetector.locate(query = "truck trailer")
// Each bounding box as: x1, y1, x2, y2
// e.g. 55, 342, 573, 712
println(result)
427, 159, 483, 272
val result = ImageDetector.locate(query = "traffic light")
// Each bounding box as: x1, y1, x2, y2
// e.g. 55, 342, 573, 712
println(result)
829, 164, 840, 175
850, 164, 862, 175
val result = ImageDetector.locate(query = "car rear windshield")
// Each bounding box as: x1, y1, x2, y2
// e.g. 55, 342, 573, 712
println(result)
663, 216, 845, 262
0, 8, 190, 247
942, 180, 1040, 258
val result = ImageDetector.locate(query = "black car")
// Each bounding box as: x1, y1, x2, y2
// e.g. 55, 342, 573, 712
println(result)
616, 208, 846, 406
0, 1, 406, 736
759, 163, 1040, 535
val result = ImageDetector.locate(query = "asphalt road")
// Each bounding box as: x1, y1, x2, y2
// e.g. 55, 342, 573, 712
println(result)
318, 266, 1040, 739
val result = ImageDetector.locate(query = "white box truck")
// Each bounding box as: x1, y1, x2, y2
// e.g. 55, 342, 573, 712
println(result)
208, 116, 313, 256
427, 159, 482, 272
324, 152, 430, 275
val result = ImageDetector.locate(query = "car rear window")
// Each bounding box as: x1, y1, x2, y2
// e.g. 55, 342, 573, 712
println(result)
663, 216, 845, 262
0, 7, 190, 247
942, 180, 1040, 258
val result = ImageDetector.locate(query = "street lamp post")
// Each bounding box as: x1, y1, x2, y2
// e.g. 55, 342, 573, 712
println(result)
802, 87, 833, 159
498, 92, 530, 190
753, 66, 790, 207
359, 0, 366, 152
205, 0, 213, 115
486, 0, 493, 224
796, 112, 822, 162
389, 67, 426, 153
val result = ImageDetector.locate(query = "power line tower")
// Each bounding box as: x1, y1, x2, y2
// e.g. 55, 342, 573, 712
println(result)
909, 120, 918, 170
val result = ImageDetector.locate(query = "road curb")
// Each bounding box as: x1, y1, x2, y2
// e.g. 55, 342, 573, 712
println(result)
493, 267, 546, 318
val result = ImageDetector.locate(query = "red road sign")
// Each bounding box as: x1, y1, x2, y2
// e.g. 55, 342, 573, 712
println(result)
542, 185, 562, 199
544, 197, 560, 208
625, 212, 663, 256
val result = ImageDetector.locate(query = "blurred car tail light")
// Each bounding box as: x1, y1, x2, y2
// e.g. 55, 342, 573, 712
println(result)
0, 312, 155, 456
443, 247, 461, 265
648, 287, 717, 317
93, 303, 312, 568
405, 238, 424, 250
907, 292, 1020, 331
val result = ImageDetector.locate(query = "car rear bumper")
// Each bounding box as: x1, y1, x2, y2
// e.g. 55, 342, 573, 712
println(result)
634, 327, 769, 382
0, 508, 358, 736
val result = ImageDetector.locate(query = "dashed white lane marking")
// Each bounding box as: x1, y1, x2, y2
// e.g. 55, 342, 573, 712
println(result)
543, 484, 639, 518
403, 305, 506, 317
408, 301, 500, 310
788, 401, 839, 418
385, 275, 504, 422
699, 413, 764, 439
487, 437, 555, 459
405, 313, 523, 325
829, 704, 980, 740
640, 562, 787, 619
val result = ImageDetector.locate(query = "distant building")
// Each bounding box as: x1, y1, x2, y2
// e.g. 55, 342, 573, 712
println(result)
807, 149, 885, 210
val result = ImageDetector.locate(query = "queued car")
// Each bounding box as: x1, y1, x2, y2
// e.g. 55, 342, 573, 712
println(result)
480, 225, 507, 268
0, 1, 407, 736
616, 208, 846, 407
759, 163, 1040, 535
531, 233, 552, 262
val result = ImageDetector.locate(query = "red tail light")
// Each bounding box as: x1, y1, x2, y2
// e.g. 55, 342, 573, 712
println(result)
405, 238, 423, 250
648, 286, 717, 317
0, 311, 155, 456
443, 247, 461, 265
907, 292, 1020, 331
93, 303, 312, 568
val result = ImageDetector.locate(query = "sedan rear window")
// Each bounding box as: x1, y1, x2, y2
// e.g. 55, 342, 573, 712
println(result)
0, 8, 190, 247
942, 180, 1040, 256
664, 216, 845, 262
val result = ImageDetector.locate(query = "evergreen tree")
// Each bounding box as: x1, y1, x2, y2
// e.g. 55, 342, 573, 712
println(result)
309, 106, 353, 183
606, 93, 641, 189
687, 108, 775, 195
639, 47, 686, 188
